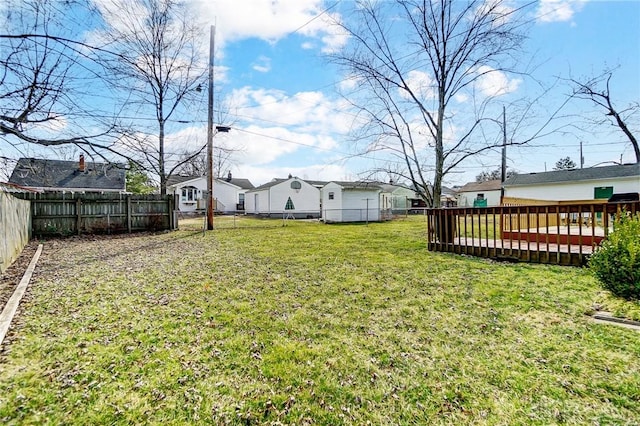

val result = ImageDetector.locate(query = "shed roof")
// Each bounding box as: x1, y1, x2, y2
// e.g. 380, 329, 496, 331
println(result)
9, 157, 126, 192
504, 164, 639, 186
327, 181, 384, 190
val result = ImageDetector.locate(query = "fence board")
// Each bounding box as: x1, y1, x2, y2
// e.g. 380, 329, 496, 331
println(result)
14, 192, 177, 236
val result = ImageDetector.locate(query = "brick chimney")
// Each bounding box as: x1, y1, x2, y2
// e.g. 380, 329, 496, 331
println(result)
79, 154, 85, 172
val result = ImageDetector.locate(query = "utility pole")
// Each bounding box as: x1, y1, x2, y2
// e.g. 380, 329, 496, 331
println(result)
500, 105, 507, 204
206, 25, 215, 230
579, 140, 584, 168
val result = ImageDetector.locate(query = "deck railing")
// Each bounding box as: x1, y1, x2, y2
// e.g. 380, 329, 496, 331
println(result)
426, 201, 639, 266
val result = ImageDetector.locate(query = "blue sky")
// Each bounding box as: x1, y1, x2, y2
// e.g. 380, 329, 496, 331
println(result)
3, 0, 639, 187
185, 0, 640, 187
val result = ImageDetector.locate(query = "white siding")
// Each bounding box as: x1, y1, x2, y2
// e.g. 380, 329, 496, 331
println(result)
246, 178, 321, 217
322, 182, 381, 222
245, 189, 269, 214
269, 179, 320, 216
322, 182, 343, 222
213, 180, 241, 212
505, 176, 640, 201
171, 178, 206, 212
170, 177, 243, 213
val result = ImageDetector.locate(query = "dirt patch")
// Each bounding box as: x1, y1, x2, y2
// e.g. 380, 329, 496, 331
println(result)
0, 243, 39, 314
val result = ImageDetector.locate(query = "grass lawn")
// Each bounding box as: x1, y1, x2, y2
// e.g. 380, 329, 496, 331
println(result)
1, 217, 639, 425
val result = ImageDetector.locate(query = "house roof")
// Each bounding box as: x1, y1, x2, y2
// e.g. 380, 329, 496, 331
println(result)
377, 183, 416, 193
504, 164, 640, 186
166, 174, 255, 190
457, 179, 502, 193
327, 181, 384, 190
8, 157, 126, 192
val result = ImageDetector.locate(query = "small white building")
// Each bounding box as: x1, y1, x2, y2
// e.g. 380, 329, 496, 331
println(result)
245, 177, 321, 218
503, 164, 640, 202
456, 180, 502, 207
166, 174, 254, 213
322, 181, 383, 223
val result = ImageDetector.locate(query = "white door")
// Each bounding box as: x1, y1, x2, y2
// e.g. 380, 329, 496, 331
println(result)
254, 194, 259, 212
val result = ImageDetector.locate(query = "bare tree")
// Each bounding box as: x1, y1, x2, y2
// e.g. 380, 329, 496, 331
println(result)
93, 0, 207, 194
330, 0, 545, 207
174, 144, 240, 178
0, 0, 126, 167
570, 71, 639, 163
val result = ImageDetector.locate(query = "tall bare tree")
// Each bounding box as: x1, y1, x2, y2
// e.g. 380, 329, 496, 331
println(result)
331, 0, 542, 207
175, 144, 242, 178
570, 71, 639, 163
94, 0, 207, 194
0, 0, 124, 167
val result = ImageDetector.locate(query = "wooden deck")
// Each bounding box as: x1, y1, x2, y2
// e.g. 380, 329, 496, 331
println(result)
426, 201, 639, 266
435, 236, 596, 266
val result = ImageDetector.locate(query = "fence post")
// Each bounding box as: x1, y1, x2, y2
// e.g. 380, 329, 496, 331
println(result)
76, 197, 82, 235
127, 195, 132, 233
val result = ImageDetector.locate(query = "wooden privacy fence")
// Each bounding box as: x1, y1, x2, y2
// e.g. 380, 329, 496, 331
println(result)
15, 192, 178, 236
426, 201, 640, 266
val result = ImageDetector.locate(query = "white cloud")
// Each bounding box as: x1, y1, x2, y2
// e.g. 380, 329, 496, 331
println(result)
474, 66, 521, 97
157, 86, 357, 185
536, 0, 587, 23
228, 86, 352, 136
191, 0, 347, 53
34, 114, 68, 133
252, 56, 271, 73
400, 70, 436, 100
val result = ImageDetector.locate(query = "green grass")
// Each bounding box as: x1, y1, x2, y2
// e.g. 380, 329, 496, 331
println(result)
1, 217, 639, 425
458, 214, 502, 239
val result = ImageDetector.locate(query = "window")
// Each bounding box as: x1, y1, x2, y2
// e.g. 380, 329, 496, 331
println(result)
476, 193, 485, 200
328, 192, 334, 200
181, 186, 198, 202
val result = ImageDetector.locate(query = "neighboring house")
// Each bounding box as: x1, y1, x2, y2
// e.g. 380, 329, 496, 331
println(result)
456, 180, 502, 207
166, 173, 254, 213
378, 183, 417, 213
503, 164, 640, 202
322, 181, 383, 223
8, 156, 126, 193
406, 184, 457, 208
245, 177, 321, 218
441, 186, 458, 207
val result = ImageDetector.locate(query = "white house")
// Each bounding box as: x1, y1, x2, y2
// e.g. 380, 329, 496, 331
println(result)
322, 181, 383, 223
166, 174, 254, 213
245, 177, 321, 218
503, 164, 640, 202
456, 180, 502, 207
